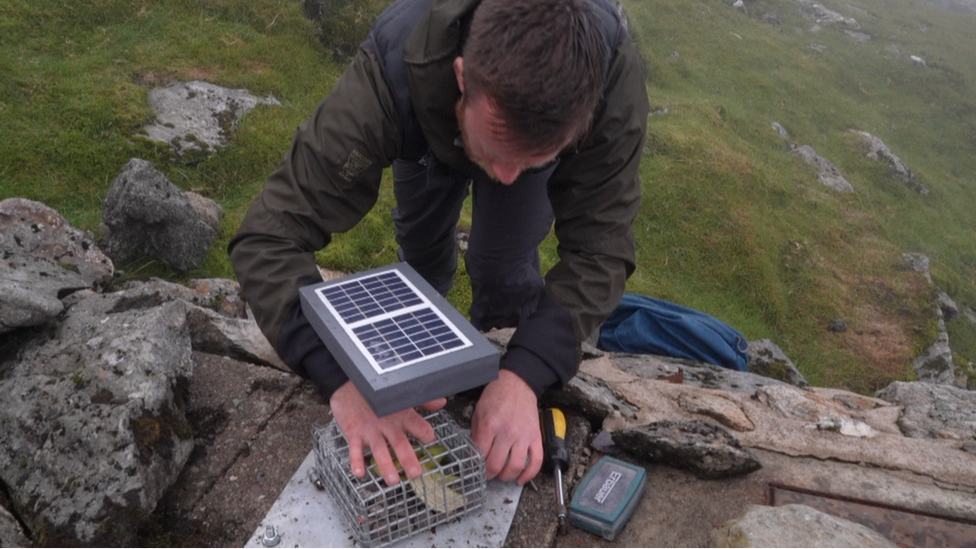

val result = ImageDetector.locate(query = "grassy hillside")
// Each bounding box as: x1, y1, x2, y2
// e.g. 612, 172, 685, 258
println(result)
1, 0, 974, 393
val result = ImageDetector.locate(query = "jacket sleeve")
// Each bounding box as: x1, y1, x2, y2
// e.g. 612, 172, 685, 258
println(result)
228, 47, 401, 398
501, 33, 649, 395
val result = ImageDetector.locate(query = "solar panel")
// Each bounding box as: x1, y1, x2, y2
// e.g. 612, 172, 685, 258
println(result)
300, 263, 499, 416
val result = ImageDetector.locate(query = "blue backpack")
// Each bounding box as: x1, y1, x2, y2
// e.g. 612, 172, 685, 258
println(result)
597, 293, 750, 372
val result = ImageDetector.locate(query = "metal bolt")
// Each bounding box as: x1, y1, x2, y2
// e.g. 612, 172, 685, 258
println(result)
262, 525, 280, 547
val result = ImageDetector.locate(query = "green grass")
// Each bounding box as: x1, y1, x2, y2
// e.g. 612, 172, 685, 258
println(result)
2, 0, 974, 394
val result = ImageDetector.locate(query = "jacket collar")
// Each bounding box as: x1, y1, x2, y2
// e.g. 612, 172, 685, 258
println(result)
404, 0, 480, 174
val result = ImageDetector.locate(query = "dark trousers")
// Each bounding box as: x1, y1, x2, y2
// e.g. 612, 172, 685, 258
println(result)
392, 155, 557, 331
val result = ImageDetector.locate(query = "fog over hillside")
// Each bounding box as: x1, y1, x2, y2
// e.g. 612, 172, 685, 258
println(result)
916, 0, 976, 13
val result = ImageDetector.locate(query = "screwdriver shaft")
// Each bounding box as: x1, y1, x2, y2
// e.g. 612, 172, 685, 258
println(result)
554, 466, 567, 534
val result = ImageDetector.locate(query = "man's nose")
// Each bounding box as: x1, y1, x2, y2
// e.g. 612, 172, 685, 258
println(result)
493, 163, 521, 185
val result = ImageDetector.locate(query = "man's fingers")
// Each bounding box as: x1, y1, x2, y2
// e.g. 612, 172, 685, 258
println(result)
367, 437, 401, 486
419, 397, 447, 411
403, 411, 438, 445
516, 438, 544, 486
482, 437, 511, 481
496, 443, 529, 483
389, 432, 424, 479
347, 436, 367, 478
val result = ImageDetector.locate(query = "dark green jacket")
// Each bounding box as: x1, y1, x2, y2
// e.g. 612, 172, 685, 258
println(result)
229, 0, 649, 400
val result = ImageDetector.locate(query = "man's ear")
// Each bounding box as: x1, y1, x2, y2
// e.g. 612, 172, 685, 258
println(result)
453, 56, 465, 94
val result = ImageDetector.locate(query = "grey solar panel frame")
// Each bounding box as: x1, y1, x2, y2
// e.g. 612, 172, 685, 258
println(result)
299, 262, 499, 417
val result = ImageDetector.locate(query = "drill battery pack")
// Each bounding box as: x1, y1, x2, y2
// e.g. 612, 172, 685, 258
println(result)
568, 456, 646, 540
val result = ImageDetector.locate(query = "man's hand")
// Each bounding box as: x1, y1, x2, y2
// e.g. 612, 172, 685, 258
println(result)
470, 370, 543, 485
329, 381, 446, 486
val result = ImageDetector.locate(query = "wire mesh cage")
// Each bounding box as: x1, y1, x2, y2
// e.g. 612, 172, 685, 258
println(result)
311, 409, 487, 547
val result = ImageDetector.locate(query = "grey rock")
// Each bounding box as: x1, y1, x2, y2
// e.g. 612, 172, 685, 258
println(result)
755, 384, 848, 422
844, 29, 872, 43
678, 392, 755, 431
903, 252, 932, 282
760, 12, 782, 25
711, 504, 897, 547
590, 429, 619, 454
0, 253, 88, 333
797, 0, 861, 30
580, 340, 604, 360
747, 339, 809, 387
543, 370, 640, 425
938, 291, 959, 322
852, 130, 928, 194
0, 290, 194, 546
770, 121, 789, 139
143, 80, 280, 159
0, 503, 30, 548
611, 352, 794, 395
117, 277, 246, 318
114, 277, 285, 370
810, 43, 828, 54
0, 198, 114, 288
875, 381, 976, 440
186, 191, 224, 232
186, 305, 287, 371
882, 44, 901, 57
612, 419, 762, 479
912, 318, 955, 385
965, 307, 976, 325
827, 318, 848, 332
794, 145, 854, 192
101, 158, 216, 273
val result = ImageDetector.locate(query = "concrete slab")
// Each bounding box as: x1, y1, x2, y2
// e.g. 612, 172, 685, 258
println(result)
243, 450, 523, 548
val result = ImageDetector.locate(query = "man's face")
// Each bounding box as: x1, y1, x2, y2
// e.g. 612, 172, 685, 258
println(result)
455, 93, 568, 185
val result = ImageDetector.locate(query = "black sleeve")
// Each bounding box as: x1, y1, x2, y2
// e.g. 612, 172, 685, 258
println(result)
276, 299, 349, 402
500, 292, 578, 396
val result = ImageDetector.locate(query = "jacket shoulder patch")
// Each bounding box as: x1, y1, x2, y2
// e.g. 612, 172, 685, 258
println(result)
338, 149, 374, 182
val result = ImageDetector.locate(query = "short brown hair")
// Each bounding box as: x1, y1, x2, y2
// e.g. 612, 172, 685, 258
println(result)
462, 0, 608, 154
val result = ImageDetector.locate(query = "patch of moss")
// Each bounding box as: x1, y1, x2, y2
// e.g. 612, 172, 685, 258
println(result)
130, 405, 192, 466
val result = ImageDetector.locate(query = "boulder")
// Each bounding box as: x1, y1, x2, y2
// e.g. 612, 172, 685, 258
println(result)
938, 291, 959, 321
186, 191, 225, 232
142, 80, 280, 160
793, 145, 855, 192
711, 504, 897, 547
114, 277, 287, 371
678, 391, 756, 432
756, 384, 849, 422
612, 419, 763, 479
747, 339, 809, 387
875, 381, 976, 440
116, 277, 246, 318
610, 352, 794, 395
101, 158, 216, 273
0, 504, 30, 548
796, 0, 862, 30
0, 289, 194, 546
0, 253, 88, 333
851, 130, 929, 194
913, 316, 955, 385
0, 198, 114, 288
543, 369, 640, 425
903, 252, 932, 282
770, 121, 789, 140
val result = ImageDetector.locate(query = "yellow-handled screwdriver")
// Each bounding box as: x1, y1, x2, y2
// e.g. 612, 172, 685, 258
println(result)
541, 407, 569, 535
